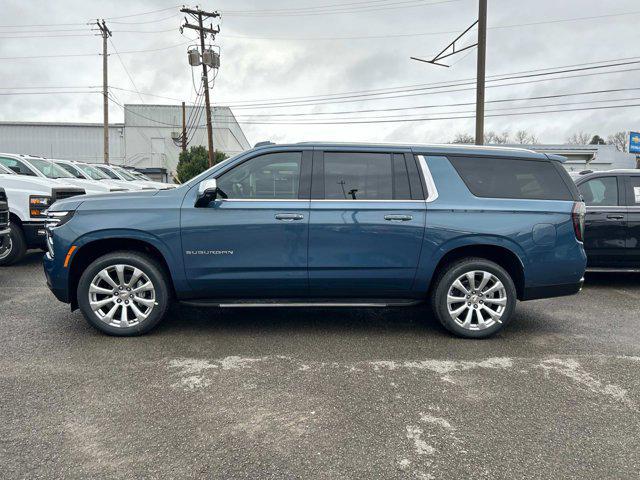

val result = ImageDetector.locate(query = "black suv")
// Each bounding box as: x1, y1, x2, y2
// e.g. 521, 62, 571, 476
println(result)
574, 169, 640, 271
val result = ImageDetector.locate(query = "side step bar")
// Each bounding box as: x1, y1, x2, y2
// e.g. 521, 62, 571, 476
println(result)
586, 268, 640, 273
180, 299, 422, 308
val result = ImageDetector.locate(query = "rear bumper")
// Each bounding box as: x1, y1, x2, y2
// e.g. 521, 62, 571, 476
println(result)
22, 221, 47, 249
521, 277, 584, 301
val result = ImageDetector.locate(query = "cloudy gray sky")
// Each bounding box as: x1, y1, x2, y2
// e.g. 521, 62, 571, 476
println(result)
2, 0, 639, 146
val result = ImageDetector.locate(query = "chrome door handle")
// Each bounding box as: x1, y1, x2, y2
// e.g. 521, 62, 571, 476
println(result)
384, 214, 413, 221
275, 213, 304, 221
606, 215, 624, 220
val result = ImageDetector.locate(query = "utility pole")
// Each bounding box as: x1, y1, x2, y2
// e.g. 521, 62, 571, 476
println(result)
410, 0, 487, 145
475, 0, 487, 145
181, 101, 187, 153
95, 20, 112, 164
181, 7, 220, 167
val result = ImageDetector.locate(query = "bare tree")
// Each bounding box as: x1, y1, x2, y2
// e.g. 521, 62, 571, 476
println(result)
567, 132, 591, 145
514, 129, 538, 144
451, 132, 475, 144
607, 131, 628, 152
484, 130, 510, 144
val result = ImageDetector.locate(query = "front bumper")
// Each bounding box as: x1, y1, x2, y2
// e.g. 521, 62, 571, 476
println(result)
22, 221, 47, 249
43, 252, 71, 303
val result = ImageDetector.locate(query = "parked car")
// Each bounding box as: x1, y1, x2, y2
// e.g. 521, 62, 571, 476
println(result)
0, 163, 84, 265
0, 187, 9, 261
52, 159, 131, 192
93, 164, 174, 190
573, 169, 640, 271
43, 143, 586, 338
0, 153, 118, 195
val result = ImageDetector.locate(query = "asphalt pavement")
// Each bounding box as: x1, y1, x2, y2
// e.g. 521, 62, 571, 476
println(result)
1, 251, 639, 479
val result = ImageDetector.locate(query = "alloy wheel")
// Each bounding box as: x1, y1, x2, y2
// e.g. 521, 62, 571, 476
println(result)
88, 264, 157, 328
446, 270, 507, 331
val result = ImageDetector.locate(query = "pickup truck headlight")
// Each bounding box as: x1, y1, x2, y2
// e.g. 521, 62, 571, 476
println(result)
29, 195, 51, 218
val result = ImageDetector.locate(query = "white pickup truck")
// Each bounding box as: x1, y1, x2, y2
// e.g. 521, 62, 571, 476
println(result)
0, 163, 85, 265
0, 153, 123, 195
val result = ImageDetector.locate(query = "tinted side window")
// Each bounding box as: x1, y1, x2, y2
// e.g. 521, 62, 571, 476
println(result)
324, 152, 394, 200
0, 157, 37, 176
217, 152, 302, 199
578, 177, 619, 206
624, 176, 640, 206
449, 156, 573, 201
392, 154, 412, 200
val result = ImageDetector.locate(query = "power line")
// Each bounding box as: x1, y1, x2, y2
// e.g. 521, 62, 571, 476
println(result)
229, 87, 640, 118
212, 55, 640, 105
223, 0, 463, 17
222, 63, 640, 109
232, 102, 640, 125
222, 0, 432, 14
104, 5, 180, 21
0, 39, 193, 60
0, 90, 100, 95
223, 10, 640, 41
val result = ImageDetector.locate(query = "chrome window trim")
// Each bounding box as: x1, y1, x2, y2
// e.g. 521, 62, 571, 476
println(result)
416, 155, 439, 203
217, 198, 426, 203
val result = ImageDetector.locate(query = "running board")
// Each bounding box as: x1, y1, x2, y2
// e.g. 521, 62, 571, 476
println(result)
180, 298, 422, 308
586, 268, 640, 273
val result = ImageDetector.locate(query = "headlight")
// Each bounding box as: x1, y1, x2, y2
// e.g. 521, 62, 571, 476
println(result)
45, 210, 75, 229
29, 195, 51, 218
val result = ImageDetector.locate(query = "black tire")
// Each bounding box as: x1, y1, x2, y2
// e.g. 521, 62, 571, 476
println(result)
0, 223, 27, 266
77, 251, 170, 336
431, 257, 517, 339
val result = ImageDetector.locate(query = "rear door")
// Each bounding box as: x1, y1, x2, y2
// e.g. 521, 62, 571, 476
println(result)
623, 174, 640, 268
307, 148, 426, 297
577, 175, 628, 267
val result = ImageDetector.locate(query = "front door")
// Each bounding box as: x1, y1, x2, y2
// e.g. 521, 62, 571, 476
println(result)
181, 149, 311, 298
577, 175, 627, 268
623, 175, 640, 268
308, 150, 426, 298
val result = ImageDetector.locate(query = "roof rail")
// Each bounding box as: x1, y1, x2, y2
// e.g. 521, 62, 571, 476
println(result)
254, 141, 275, 147
579, 169, 593, 175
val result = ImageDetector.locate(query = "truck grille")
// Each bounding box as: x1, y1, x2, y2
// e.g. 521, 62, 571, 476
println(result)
52, 188, 85, 203
0, 189, 8, 228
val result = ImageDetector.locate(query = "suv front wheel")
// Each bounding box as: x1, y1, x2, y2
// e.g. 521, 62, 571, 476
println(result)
77, 251, 170, 336
431, 258, 516, 338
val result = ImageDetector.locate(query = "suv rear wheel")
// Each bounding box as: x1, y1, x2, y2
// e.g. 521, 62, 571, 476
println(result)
431, 258, 516, 338
0, 223, 26, 266
77, 251, 170, 336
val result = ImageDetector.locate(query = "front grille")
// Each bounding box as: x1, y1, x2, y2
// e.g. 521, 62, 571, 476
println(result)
0, 211, 8, 228
0, 189, 8, 228
0, 189, 7, 203
52, 188, 85, 202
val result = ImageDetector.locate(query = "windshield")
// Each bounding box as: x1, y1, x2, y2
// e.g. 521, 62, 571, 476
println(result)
28, 158, 76, 179
113, 167, 137, 181
0, 163, 14, 174
132, 171, 152, 181
77, 163, 110, 180
0, 156, 38, 176
96, 165, 121, 180
56, 162, 84, 179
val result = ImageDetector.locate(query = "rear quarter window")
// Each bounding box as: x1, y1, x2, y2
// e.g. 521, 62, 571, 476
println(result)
448, 156, 574, 201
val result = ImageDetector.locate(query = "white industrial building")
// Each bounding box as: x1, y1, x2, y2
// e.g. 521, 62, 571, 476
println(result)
0, 104, 251, 181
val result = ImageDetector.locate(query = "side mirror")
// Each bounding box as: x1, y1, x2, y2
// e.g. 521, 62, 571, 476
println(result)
195, 178, 223, 207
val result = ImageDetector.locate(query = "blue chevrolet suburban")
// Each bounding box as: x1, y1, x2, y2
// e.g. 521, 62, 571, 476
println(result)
43, 143, 587, 338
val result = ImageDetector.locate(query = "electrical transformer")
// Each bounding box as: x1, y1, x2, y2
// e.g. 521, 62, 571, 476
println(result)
188, 49, 201, 66
202, 49, 220, 69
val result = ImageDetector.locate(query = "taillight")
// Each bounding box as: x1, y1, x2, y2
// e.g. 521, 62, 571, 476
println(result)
572, 201, 586, 242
